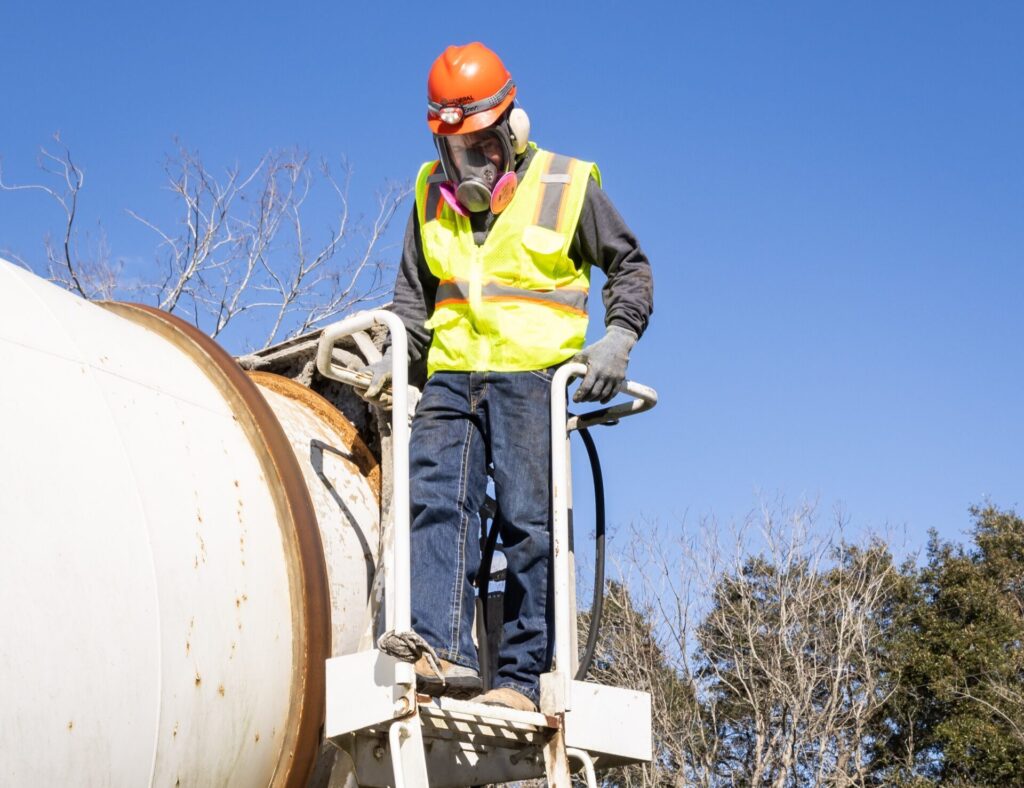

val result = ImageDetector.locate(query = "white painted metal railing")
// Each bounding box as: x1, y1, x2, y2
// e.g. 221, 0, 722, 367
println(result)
548, 364, 659, 712
316, 311, 412, 657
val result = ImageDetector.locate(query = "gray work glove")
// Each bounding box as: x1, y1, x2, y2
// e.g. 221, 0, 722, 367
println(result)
358, 346, 393, 405
571, 325, 638, 404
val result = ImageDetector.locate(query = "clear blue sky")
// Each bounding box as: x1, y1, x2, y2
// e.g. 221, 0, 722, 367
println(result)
2, 2, 1021, 552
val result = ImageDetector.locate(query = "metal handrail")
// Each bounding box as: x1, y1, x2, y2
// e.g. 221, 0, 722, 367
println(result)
549, 363, 658, 711
316, 312, 412, 680
566, 379, 658, 431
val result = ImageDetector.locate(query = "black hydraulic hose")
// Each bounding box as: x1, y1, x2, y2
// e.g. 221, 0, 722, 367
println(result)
575, 426, 605, 681
475, 425, 608, 683
476, 502, 503, 689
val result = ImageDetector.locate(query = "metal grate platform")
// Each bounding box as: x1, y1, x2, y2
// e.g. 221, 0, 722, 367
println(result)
415, 695, 557, 748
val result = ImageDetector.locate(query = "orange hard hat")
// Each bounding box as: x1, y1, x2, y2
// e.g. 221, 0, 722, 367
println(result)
427, 43, 517, 135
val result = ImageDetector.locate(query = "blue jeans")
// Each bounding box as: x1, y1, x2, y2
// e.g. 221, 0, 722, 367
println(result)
409, 368, 555, 704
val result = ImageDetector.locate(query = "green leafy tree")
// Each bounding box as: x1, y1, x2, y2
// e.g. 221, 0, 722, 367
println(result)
872, 506, 1024, 785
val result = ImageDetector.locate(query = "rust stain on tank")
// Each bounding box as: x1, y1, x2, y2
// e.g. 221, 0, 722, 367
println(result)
254, 732, 261, 743
173, 722, 179, 738
66, 721, 73, 731
233, 479, 240, 488
194, 673, 202, 687
217, 684, 225, 697
185, 639, 190, 655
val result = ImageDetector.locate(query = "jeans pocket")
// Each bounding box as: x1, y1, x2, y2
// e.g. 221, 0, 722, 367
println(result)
526, 366, 556, 383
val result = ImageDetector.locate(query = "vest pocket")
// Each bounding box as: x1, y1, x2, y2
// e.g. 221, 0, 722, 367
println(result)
521, 224, 570, 283
421, 220, 455, 280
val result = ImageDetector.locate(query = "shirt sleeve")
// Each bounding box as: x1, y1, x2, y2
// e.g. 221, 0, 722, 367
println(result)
570, 176, 654, 339
389, 206, 438, 370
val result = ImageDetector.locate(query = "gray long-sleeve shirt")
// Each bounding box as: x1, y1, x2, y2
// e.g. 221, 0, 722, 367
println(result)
390, 146, 654, 378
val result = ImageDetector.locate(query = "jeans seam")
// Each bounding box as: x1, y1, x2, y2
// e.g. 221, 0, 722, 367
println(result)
447, 414, 475, 662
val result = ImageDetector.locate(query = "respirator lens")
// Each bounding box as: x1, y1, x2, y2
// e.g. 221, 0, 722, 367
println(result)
445, 131, 507, 186
436, 127, 515, 214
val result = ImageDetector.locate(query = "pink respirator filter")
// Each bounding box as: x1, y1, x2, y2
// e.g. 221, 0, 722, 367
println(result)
490, 172, 517, 214
438, 182, 470, 217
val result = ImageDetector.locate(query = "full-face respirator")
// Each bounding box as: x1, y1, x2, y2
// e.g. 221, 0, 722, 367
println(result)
433, 107, 530, 215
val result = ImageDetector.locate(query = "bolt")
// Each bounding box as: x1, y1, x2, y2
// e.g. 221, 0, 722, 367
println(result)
394, 697, 411, 715
373, 745, 386, 761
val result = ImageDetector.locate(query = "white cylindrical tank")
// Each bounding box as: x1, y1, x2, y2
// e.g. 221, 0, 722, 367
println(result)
0, 258, 380, 787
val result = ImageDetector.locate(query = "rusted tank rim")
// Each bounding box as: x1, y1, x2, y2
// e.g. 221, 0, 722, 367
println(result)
248, 371, 381, 502
102, 303, 330, 788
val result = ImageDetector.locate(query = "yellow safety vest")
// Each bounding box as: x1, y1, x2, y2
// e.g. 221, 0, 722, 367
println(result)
415, 145, 600, 376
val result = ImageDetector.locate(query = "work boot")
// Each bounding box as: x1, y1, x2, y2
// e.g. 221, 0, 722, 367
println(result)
474, 686, 538, 712
414, 655, 481, 698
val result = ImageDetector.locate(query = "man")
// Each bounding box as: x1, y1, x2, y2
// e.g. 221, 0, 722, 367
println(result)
362, 42, 653, 712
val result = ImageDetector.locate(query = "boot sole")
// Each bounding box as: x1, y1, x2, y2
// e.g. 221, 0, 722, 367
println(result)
416, 674, 482, 700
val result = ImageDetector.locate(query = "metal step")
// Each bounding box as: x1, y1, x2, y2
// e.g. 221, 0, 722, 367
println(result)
416, 695, 557, 749
350, 696, 557, 787
325, 651, 651, 786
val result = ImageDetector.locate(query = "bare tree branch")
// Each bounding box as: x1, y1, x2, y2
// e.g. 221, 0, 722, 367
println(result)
115, 143, 411, 350
593, 506, 902, 787
0, 133, 121, 298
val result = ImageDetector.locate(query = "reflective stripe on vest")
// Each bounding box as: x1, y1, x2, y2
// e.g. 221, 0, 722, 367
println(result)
414, 146, 601, 374
435, 279, 588, 316
422, 163, 445, 225
535, 153, 575, 231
